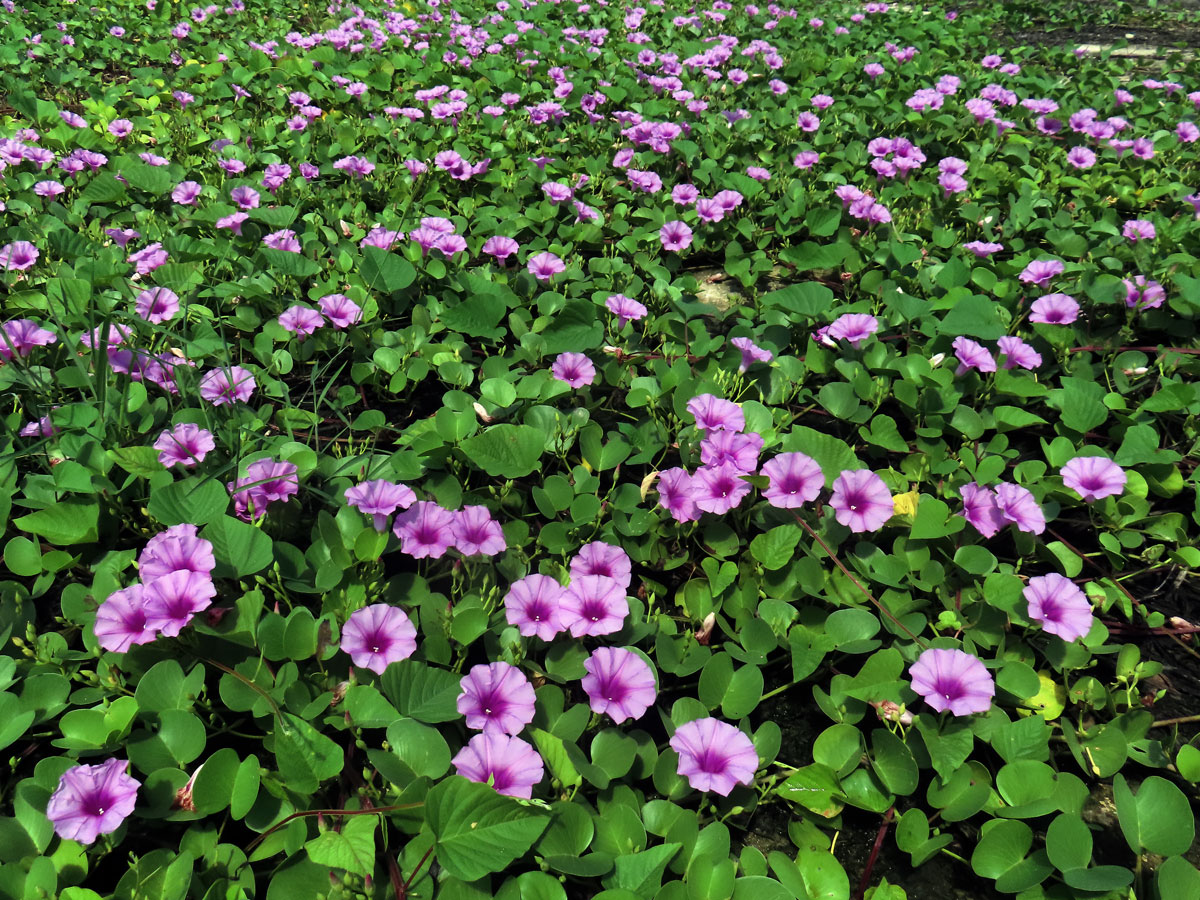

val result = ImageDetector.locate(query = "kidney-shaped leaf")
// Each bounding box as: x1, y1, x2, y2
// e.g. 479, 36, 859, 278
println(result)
427, 776, 550, 882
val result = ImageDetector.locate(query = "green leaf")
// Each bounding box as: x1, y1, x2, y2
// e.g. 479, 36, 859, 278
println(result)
441, 292, 507, 337
135, 659, 202, 712
1113, 774, 1195, 857
191, 747, 242, 815
3, 537, 43, 577
202, 516, 274, 577
797, 850, 850, 900
0, 694, 34, 753
540, 300, 604, 354
386, 718, 451, 779
426, 776, 550, 882
275, 713, 343, 793
147, 477, 229, 526
261, 248, 321, 278
110, 446, 166, 478
937, 294, 1006, 339
600, 843, 680, 897
460, 425, 546, 478
306, 815, 377, 877
871, 730, 918, 796
380, 660, 462, 723
760, 282, 834, 318
14, 500, 100, 545
779, 427, 859, 487
749, 524, 802, 570
915, 716, 975, 783
1157, 856, 1200, 900
360, 246, 416, 293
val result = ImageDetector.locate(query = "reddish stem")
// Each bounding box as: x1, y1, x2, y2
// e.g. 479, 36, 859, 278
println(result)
853, 807, 896, 900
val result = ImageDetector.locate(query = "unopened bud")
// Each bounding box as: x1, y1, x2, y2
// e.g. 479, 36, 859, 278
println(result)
331, 681, 350, 707
695, 612, 716, 646
1122, 367, 1149, 375
473, 402, 494, 423
929, 353, 946, 368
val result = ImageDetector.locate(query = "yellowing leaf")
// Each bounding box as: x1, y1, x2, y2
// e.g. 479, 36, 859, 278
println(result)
892, 490, 920, 521
1021, 672, 1067, 721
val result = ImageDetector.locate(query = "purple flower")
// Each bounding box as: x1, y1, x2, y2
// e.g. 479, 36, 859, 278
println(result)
458, 662, 536, 734
504, 574, 568, 641
730, 337, 773, 372
128, 242, 168, 275
958, 483, 1006, 538
551, 352, 596, 388
561, 575, 628, 637
908, 648, 994, 715
263, 229, 301, 253
582, 647, 657, 723
171, 180, 202, 205
46, 760, 140, 845
672, 184, 699, 205
105, 228, 140, 248
995, 483, 1045, 534
606, 294, 648, 328
1029, 293, 1079, 324
217, 212, 249, 235
345, 480, 416, 531
964, 241, 1003, 258
793, 150, 820, 169
228, 459, 299, 521
230, 186, 260, 210
827, 313, 879, 348
199, 366, 256, 406
660, 220, 693, 252
761, 452, 823, 508
1024, 574, 1094, 642
134, 287, 179, 324
279, 305, 325, 337
670, 718, 758, 796
952, 337, 996, 375
527, 251, 566, 282
1, 319, 56, 359
686, 394, 744, 433
997, 336, 1041, 370
1066, 146, 1097, 169
692, 463, 753, 515
143, 570, 217, 637
109, 119, 133, 138
153, 423, 215, 468
452, 506, 507, 557
333, 156, 376, 179
341, 604, 417, 674
1019, 259, 1065, 288
94, 585, 158, 652
393, 501, 457, 559
1124, 276, 1165, 310
1061, 457, 1126, 502
797, 112, 820, 132
570, 542, 632, 591
318, 294, 362, 329
484, 236, 520, 261
452, 732, 544, 798
139, 524, 215, 581
830, 469, 894, 532
657, 467, 700, 523
1122, 219, 1156, 242
700, 431, 763, 474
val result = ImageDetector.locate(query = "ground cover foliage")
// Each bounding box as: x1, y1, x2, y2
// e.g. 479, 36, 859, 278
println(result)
2, 0, 1200, 898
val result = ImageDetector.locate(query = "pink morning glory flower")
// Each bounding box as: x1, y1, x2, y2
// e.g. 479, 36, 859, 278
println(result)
452, 732, 544, 798
341, 604, 418, 674
670, 718, 758, 796
761, 452, 823, 508
153, 423, 215, 468
561, 575, 628, 637
46, 759, 140, 844
551, 352, 597, 388
908, 648, 994, 715
1024, 573, 1094, 643
457, 662, 537, 734
1061, 457, 1126, 502
830, 469, 894, 532
582, 647, 657, 724
503, 574, 568, 641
